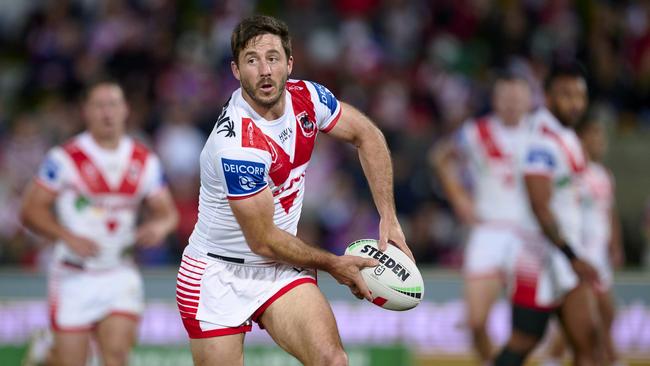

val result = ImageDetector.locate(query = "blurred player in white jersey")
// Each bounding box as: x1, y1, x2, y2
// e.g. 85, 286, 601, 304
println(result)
543, 115, 624, 366
432, 72, 532, 363
494, 64, 601, 366
176, 15, 412, 366
21, 81, 179, 366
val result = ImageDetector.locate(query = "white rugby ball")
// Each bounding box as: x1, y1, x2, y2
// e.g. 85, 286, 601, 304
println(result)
344, 239, 424, 311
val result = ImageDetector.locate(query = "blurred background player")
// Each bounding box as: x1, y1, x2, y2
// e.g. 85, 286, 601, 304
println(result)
494, 64, 601, 366
542, 114, 625, 366
431, 72, 532, 364
176, 15, 412, 366
20, 80, 179, 366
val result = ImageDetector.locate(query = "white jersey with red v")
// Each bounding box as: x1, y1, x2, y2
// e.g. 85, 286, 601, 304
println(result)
188, 79, 341, 264
521, 107, 587, 247
456, 114, 530, 225
35, 132, 167, 269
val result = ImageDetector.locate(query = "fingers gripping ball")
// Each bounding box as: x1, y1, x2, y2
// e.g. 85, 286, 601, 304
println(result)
345, 239, 424, 311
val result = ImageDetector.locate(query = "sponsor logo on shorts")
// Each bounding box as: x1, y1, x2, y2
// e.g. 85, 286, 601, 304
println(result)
221, 158, 267, 195
360, 244, 411, 282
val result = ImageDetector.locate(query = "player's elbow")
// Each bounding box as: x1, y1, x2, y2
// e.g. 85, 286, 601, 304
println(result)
354, 121, 385, 148
245, 232, 275, 258
18, 204, 35, 231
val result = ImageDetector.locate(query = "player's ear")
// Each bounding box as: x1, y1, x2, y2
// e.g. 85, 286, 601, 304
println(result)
287, 56, 293, 76
231, 60, 241, 81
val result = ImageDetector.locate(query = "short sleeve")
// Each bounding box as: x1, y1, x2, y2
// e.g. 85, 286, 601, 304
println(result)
215, 148, 270, 200
453, 120, 475, 157
523, 138, 558, 177
35, 148, 68, 192
308, 81, 341, 133
140, 154, 168, 198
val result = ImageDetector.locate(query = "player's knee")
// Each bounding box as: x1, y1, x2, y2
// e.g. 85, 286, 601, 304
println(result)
468, 317, 488, 337
318, 346, 348, 366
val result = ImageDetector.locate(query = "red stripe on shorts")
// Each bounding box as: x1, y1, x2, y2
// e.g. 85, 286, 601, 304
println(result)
179, 265, 204, 277
251, 277, 317, 322
182, 318, 252, 339
176, 277, 201, 289
181, 259, 206, 271
183, 254, 207, 265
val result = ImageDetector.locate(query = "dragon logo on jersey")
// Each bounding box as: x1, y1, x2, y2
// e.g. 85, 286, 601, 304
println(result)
216, 99, 235, 138
297, 111, 316, 138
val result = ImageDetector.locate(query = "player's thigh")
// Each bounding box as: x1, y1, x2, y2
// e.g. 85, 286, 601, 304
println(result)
51, 330, 92, 366
559, 283, 601, 350
596, 290, 615, 329
190, 333, 246, 366
259, 282, 345, 364
95, 314, 139, 361
464, 276, 501, 326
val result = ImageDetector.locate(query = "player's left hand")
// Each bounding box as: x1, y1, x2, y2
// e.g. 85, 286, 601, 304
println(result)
378, 217, 414, 262
136, 222, 168, 247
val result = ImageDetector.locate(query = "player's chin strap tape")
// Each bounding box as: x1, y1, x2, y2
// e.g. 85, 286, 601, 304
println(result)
207, 252, 245, 264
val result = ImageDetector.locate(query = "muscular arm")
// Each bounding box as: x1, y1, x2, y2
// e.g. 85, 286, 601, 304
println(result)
326, 102, 412, 258
524, 174, 566, 248
430, 138, 475, 225
229, 187, 377, 299
21, 182, 70, 242
20, 181, 98, 257
136, 188, 179, 246
230, 188, 336, 267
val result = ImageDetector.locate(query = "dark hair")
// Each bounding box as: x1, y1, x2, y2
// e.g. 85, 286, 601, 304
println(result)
493, 69, 528, 83
81, 77, 123, 102
544, 61, 587, 91
231, 15, 292, 64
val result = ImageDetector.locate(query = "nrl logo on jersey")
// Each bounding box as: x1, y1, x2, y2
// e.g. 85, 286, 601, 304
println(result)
216, 99, 235, 138
296, 111, 316, 138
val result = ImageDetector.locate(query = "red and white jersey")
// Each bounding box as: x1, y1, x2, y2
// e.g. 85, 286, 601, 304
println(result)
35, 132, 167, 270
521, 108, 587, 247
188, 79, 342, 264
580, 162, 614, 257
456, 114, 529, 224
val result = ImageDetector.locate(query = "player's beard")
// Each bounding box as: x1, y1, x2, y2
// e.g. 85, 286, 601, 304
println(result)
241, 74, 288, 110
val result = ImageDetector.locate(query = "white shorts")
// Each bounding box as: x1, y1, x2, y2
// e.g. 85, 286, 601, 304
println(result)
48, 262, 144, 331
177, 246, 317, 339
583, 245, 613, 292
510, 232, 579, 310
463, 223, 522, 281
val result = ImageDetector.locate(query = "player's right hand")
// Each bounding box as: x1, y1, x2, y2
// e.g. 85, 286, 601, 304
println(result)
328, 255, 379, 301
63, 234, 100, 258
570, 258, 599, 284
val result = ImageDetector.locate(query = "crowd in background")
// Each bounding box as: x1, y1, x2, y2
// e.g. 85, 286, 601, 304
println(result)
1, 0, 649, 269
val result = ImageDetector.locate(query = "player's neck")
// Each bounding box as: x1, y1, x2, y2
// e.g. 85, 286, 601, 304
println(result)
242, 90, 286, 121
89, 132, 121, 150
